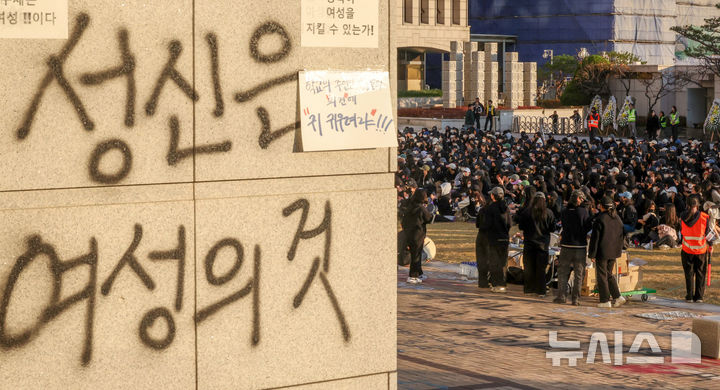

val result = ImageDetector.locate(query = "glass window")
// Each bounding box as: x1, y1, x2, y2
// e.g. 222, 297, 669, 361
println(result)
437, 0, 445, 24
452, 0, 460, 25
404, 0, 413, 24
421, 0, 429, 24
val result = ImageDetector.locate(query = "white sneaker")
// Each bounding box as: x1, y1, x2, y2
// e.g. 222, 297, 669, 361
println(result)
613, 296, 627, 308
597, 302, 612, 308
406, 277, 421, 284
418, 274, 428, 280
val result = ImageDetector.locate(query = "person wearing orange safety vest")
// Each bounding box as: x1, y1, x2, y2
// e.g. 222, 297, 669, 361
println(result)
680, 196, 714, 303
587, 107, 600, 141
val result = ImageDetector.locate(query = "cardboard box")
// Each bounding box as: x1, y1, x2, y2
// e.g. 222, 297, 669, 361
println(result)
581, 264, 640, 296
692, 316, 720, 358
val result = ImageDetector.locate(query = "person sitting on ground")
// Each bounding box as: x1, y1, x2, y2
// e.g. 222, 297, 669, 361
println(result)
618, 191, 637, 236
656, 203, 681, 248
588, 196, 627, 308
635, 200, 660, 245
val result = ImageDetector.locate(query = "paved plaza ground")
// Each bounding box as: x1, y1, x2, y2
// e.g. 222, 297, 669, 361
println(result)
396, 262, 720, 390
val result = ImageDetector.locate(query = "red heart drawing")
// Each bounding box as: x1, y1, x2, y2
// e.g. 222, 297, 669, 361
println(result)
371, 109, 377, 116
344, 93, 349, 98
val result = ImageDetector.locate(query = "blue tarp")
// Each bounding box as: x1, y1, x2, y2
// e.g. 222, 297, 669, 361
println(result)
469, 0, 617, 63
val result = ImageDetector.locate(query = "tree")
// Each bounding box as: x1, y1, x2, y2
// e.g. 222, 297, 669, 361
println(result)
574, 55, 630, 98
638, 68, 693, 115
537, 54, 579, 98
671, 4, 720, 77
538, 54, 579, 82
606, 51, 645, 65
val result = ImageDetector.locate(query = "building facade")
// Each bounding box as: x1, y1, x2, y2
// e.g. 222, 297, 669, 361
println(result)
469, 0, 720, 66
393, 0, 471, 90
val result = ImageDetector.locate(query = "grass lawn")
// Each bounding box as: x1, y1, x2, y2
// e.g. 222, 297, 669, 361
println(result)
425, 221, 720, 305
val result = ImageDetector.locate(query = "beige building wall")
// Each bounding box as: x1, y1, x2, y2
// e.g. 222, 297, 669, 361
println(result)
393, 0, 470, 91
0, 1, 396, 389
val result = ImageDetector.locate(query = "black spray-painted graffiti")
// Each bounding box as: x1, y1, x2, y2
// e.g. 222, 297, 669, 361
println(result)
15, 13, 301, 184
0, 199, 348, 366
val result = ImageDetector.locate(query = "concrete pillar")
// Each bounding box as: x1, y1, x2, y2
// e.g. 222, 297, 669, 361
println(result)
524, 62, 538, 107
484, 43, 499, 106
412, 0, 420, 25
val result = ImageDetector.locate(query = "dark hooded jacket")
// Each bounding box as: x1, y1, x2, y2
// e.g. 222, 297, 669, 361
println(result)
478, 200, 511, 244
588, 211, 624, 260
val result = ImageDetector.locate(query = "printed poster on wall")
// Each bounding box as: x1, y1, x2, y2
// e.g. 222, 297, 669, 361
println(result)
301, 0, 378, 48
299, 70, 397, 152
0, 0, 68, 39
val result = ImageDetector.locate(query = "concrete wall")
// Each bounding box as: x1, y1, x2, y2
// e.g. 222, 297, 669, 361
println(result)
393, 0, 470, 52
0, 1, 396, 389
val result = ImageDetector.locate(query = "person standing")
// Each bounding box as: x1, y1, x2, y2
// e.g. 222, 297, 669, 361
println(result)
628, 103, 637, 138
588, 196, 626, 308
680, 197, 713, 302
554, 190, 593, 306
646, 110, 660, 141
477, 187, 511, 292
587, 107, 600, 141
401, 189, 433, 284
570, 110, 581, 132
484, 100, 496, 132
464, 104, 475, 130
549, 110, 559, 133
659, 111, 668, 139
670, 106, 680, 142
517, 192, 555, 296
473, 97, 485, 129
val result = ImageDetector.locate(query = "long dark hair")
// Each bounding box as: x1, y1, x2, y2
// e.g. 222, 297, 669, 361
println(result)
410, 189, 428, 205
523, 186, 537, 209
664, 203, 679, 228
532, 196, 548, 222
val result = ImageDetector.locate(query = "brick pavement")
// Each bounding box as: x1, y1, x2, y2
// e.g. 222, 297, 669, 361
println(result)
397, 262, 720, 389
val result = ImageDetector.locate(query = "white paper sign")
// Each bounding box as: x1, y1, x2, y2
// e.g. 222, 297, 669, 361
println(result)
301, 0, 378, 48
299, 70, 397, 151
0, 0, 68, 40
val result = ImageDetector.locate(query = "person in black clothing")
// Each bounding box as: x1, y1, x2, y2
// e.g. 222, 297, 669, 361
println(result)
646, 110, 660, 140
476, 186, 511, 292
554, 190, 593, 305
464, 105, 475, 129
517, 192, 556, 296
401, 189, 433, 284
473, 97, 485, 129
549, 111, 559, 133
588, 196, 626, 308
635, 200, 660, 244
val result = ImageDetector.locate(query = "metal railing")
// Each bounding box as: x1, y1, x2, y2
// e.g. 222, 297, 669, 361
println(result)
511, 116, 584, 135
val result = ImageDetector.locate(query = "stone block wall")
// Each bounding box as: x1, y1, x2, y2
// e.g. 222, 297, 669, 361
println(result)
0, 1, 396, 389
442, 41, 537, 109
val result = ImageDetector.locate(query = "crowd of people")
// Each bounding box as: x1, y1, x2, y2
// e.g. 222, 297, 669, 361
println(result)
397, 124, 720, 306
